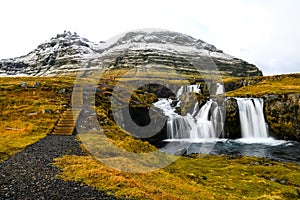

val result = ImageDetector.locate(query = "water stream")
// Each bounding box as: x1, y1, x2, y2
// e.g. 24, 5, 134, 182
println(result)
152, 84, 300, 163
236, 98, 268, 138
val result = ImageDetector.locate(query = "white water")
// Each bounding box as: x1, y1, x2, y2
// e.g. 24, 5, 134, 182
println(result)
154, 83, 226, 140
236, 98, 269, 138
234, 137, 289, 146
176, 85, 201, 97
154, 85, 269, 141
153, 98, 223, 140
215, 83, 224, 95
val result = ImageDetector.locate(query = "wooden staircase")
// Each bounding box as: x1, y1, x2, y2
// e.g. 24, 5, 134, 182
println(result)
52, 87, 83, 136
52, 110, 81, 135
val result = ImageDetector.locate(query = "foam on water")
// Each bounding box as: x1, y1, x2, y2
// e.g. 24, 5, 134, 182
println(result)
234, 137, 291, 146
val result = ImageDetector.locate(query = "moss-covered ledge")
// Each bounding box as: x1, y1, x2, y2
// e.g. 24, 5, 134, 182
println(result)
224, 74, 300, 141
264, 93, 300, 140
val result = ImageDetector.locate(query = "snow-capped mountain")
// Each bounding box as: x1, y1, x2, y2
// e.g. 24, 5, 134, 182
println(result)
0, 30, 262, 77
0, 31, 103, 76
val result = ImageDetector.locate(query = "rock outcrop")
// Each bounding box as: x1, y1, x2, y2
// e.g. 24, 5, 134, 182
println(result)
224, 98, 241, 139
0, 30, 263, 77
264, 94, 300, 140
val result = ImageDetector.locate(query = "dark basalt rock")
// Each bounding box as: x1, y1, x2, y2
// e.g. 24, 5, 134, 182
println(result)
123, 88, 300, 142
224, 98, 241, 139
264, 93, 300, 141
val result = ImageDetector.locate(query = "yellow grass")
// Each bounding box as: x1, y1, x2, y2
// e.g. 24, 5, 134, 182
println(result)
54, 155, 300, 200
225, 74, 300, 97
0, 77, 74, 161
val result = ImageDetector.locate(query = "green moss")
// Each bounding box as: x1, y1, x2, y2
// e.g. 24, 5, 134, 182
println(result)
54, 154, 300, 200
226, 73, 300, 97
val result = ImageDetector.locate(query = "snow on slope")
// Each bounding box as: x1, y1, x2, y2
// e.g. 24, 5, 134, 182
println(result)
0, 29, 262, 76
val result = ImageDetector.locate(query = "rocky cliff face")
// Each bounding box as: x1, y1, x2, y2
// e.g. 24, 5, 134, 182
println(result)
0, 30, 262, 77
265, 94, 300, 140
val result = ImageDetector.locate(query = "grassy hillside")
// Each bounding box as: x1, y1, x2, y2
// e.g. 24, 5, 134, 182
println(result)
0, 77, 74, 161
60, 72, 300, 199
225, 73, 300, 97
1, 74, 299, 199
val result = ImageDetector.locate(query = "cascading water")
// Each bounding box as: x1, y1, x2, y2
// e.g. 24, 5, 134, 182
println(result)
154, 99, 222, 140
153, 86, 298, 163
153, 84, 224, 140
236, 98, 269, 138
176, 85, 201, 97
216, 83, 224, 95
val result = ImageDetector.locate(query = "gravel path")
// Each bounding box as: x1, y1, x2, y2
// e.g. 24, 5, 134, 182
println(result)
0, 135, 121, 200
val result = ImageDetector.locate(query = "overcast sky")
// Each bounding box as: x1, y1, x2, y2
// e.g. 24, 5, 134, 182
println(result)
0, 0, 299, 75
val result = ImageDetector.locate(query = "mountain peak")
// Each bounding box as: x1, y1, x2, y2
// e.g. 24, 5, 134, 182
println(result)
103, 29, 222, 53
0, 30, 262, 77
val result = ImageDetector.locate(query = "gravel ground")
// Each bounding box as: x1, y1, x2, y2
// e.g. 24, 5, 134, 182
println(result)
0, 135, 121, 200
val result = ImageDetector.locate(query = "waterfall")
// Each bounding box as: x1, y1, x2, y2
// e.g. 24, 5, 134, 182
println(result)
153, 83, 226, 140
153, 99, 223, 140
153, 84, 270, 142
176, 85, 201, 97
216, 83, 224, 95
176, 83, 224, 96
236, 98, 268, 138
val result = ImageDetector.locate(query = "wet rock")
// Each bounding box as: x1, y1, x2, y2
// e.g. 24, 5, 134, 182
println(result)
170, 100, 179, 107
175, 106, 181, 114
224, 98, 241, 139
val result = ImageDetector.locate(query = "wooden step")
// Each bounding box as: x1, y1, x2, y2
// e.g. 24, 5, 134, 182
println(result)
64, 110, 81, 113
52, 131, 74, 136
51, 88, 83, 136
62, 112, 80, 115
63, 112, 80, 115
58, 120, 76, 124
54, 126, 74, 130
56, 124, 75, 127
60, 114, 80, 117
52, 130, 74, 134
60, 115, 79, 119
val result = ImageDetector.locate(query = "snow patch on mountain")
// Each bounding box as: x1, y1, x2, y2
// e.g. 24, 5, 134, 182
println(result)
0, 29, 262, 77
